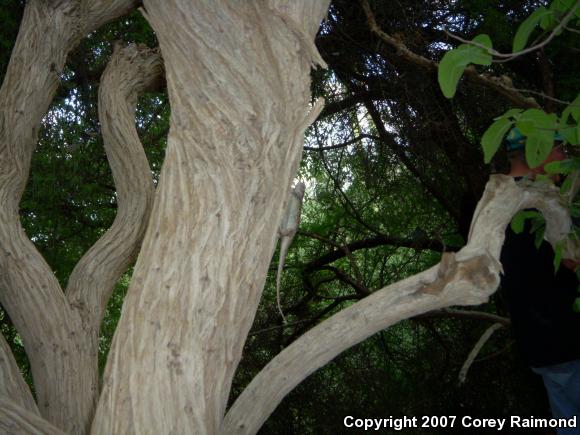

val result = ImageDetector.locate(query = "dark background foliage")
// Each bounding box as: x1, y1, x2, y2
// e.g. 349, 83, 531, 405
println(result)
2, 0, 577, 433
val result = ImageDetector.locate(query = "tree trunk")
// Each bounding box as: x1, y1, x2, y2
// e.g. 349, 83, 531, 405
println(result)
92, 1, 329, 433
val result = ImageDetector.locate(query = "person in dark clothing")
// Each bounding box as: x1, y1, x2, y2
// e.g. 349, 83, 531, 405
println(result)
500, 129, 580, 433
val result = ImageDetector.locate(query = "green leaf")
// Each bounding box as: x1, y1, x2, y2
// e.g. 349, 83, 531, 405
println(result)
560, 174, 573, 193
530, 214, 546, 233
511, 210, 541, 234
534, 174, 552, 183
544, 160, 562, 173
497, 108, 523, 120
540, 10, 557, 30
517, 109, 558, 137
530, 213, 547, 249
549, 0, 580, 19
502, 109, 523, 118
516, 109, 558, 167
559, 125, 579, 145
554, 241, 564, 273
574, 297, 580, 313
534, 225, 546, 249
511, 211, 527, 234
513, 7, 551, 52
438, 35, 492, 98
525, 134, 555, 168
470, 34, 493, 65
438, 49, 471, 98
481, 118, 513, 163
562, 95, 580, 123
544, 158, 575, 174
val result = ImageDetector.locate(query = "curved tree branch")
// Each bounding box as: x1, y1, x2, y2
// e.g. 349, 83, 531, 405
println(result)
66, 43, 162, 335
91, 1, 331, 434
303, 232, 455, 273
221, 175, 575, 435
458, 323, 504, 384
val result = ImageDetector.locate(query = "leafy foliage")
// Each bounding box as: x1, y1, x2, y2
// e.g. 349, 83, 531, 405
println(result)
438, 0, 579, 278
438, 34, 492, 98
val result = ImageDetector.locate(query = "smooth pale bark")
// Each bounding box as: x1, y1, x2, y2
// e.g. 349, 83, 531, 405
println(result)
92, 1, 330, 434
221, 175, 575, 434
0, 1, 156, 432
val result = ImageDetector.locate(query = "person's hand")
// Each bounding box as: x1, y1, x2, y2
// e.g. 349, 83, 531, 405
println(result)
562, 258, 580, 271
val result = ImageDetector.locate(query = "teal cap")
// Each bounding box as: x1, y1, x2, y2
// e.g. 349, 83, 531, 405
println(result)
503, 127, 564, 152
504, 128, 526, 152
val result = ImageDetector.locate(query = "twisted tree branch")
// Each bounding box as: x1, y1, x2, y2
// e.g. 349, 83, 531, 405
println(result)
66, 43, 162, 335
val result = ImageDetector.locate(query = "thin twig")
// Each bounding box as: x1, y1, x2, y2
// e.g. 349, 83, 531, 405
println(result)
564, 25, 580, 34
303, 134, 379, 151
444, 0, 580, 61
301, 230, 369, 294
248, 319, 311, 336
359, 0, 539, 109
511, 88, 574, 106
458, 323, 504, 385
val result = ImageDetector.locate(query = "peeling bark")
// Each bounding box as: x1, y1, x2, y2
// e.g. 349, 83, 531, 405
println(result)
221, 175, 575, 435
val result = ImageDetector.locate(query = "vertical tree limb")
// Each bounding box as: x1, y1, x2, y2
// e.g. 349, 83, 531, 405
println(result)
66, 43, 162, 337
92, 1, 330, 433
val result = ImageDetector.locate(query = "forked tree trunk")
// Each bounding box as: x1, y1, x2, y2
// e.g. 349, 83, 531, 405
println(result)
0, 1, 157, 432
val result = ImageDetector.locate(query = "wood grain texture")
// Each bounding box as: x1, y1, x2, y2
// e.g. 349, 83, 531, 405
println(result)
0, 334, 38, 415
92, 1, 330, 434
0, 398, 65, 435
0, 1, 146, 432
